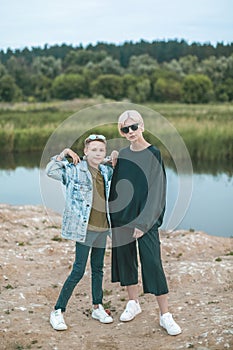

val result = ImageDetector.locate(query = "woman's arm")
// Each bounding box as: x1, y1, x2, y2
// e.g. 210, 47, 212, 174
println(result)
133, 150, 166, 233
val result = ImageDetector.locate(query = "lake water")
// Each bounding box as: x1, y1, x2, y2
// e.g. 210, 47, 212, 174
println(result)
0, 152, 232, 238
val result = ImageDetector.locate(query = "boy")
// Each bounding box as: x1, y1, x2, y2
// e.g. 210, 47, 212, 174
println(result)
46, 134, 113, 330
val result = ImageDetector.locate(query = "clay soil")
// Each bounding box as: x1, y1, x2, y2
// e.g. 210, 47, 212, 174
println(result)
0, 204, 232, 350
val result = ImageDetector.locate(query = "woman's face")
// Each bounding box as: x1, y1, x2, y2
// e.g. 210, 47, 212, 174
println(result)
84, 140, 106, 168
120, 117, 143, 142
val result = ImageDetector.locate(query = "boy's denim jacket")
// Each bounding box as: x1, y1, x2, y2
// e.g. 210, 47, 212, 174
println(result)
46, 156, 113, 242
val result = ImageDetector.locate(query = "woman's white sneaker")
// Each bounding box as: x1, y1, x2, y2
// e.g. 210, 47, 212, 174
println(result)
120, 300, 142, 322
50, 309, 68, 331
160, 312, 181, 335
92, 304, 113, 323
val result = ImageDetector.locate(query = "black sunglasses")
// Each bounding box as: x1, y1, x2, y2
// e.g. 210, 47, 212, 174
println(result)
120, 123, 139, 134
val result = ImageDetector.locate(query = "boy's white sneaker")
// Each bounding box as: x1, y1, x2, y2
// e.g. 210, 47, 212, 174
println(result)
160, 312, 181, 335
120, 300, 142, 322
92, 304, 113, 324
50, 309, 67, 331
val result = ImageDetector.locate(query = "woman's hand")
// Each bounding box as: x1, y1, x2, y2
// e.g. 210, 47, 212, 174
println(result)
133, 227, 144, 239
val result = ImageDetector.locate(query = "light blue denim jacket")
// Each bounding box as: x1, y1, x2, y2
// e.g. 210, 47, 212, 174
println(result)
46, 156, 113, 242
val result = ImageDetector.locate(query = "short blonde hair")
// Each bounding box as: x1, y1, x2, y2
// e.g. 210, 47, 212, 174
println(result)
118, 110, 144, 134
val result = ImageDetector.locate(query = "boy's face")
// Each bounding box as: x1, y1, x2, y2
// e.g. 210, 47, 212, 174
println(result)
84, 140, 106, 168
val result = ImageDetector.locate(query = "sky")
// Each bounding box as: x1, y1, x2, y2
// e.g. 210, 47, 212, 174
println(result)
0, 0, 232, 51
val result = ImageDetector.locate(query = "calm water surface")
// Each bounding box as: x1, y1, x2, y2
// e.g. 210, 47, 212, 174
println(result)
0, 153, 232, 238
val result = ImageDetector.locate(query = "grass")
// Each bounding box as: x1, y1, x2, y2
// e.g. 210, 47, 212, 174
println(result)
0, 99, 232, 160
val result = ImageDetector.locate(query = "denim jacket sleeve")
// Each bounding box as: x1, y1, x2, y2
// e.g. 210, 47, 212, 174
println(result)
45, 156, 72, 185
106, 165, 113, 181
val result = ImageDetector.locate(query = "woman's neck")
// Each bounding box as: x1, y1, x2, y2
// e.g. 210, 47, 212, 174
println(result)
130, 139, 151, 151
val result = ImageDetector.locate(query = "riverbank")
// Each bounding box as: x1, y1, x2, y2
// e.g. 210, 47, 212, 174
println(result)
0, 204, 232, 350
0, 100, 233, 160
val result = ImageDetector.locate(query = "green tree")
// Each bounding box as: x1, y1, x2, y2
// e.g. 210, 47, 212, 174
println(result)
122, 74, 138, 96
179, 55, 199, 74
153, 78, 182, 102
223, 54, 233, 79
32, 74, 53, 101
151, 68, 181, 83
127, 78, 151, 103
52, 74, 86, 100
6, 56, 33, 96
0, 75, 22, 101
182, 74, 214, 103
162, 59, 183, 77
82, 57, 123, 78
223, 78, 233, 101
83, 62, 102, 80
97, 57, 123, 75
90, 74, 123, 100
0, 62, 7, 78
127, 54, 159, 76
197, 55, 233, 85
215, 78, 233, 102
32, 56, 62, 78
163, 55, 199, 78
64, 49, 107, 68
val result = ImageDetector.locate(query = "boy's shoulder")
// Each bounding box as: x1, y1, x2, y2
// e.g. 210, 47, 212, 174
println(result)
99, 163, 113, 175
78, 159, 88, 168
65, 160, 88, 175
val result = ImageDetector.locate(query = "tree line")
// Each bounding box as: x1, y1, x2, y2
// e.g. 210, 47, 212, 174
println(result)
0, 39, 232, 103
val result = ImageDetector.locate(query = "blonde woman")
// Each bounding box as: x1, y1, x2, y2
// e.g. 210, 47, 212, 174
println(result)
109, 110, 181, 336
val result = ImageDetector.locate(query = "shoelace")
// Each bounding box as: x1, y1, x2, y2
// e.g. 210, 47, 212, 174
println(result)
54, 311, 65, 323
163, 315, 176, 328
125, 305, 135, 316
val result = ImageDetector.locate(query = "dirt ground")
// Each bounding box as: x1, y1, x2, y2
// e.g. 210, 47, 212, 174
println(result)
0, 204, 232, 350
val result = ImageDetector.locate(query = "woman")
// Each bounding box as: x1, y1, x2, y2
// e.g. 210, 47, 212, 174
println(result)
109, 110, 181, 336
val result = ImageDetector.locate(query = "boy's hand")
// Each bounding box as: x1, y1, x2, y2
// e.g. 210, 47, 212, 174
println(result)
66, 149, 80, 165
57, 148, 80, 165
110, 150, 119, 167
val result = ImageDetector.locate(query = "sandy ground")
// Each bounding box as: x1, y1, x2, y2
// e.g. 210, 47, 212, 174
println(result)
0, 204, 232, 350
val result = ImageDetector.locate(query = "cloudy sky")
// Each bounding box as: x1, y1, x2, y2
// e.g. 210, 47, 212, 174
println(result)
1, 0, 232, 50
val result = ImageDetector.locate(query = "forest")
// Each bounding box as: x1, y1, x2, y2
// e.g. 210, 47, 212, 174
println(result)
0, 39, 233, 103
